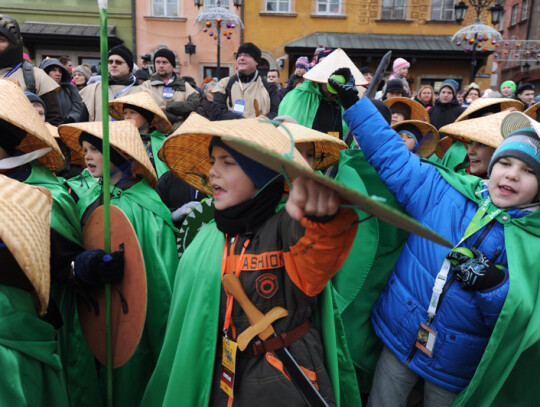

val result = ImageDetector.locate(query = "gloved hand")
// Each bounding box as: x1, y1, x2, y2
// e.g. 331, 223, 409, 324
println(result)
327, 67, 359, 110
446, 248, 505, 291
171, 201, 201, 225
74, 248, 125, 288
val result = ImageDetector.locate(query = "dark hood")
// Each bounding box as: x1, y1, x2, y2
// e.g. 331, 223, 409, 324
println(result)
39, 58, 71, 84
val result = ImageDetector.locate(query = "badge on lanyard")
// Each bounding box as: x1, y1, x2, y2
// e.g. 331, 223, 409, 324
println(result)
220, 336, 238, 398
163, 86, 174, 99
233, 99, 245, 114
327, 131, 340, 138
416, 322, 437, 357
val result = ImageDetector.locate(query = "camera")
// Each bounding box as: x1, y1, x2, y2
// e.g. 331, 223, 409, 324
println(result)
140, 54, 151, 62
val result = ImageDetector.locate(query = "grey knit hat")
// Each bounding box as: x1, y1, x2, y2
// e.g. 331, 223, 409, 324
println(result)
73, 65, 92, 81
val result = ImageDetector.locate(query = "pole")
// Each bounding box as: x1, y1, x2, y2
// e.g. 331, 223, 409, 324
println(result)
217, 0, 222, 80
98, 1, 113, 406
469, 32, 478, 83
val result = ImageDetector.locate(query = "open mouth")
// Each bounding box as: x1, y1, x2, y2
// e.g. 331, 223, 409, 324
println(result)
213, 184, 225, 196
87, 163, 96, 171
498, 184, 516, 195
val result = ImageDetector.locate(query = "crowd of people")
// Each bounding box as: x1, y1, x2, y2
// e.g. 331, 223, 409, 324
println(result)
1, 11, 540, 407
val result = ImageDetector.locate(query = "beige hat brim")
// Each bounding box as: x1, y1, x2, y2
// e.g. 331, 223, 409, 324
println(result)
303, 48, 369, 86
277, 122, 348, 170
455, 98, 524, 122
385, 97, 430, 123
109, 90, 172, 134
0, 79, 65, 171
0, 175, 52, 315
58, 121, 158, 187
439, 111, 512, 148
524, 101, 540, 121
500, 111, 540, 139
392, 120, 439, 158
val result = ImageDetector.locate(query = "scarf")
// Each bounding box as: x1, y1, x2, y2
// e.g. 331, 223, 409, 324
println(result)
214, 179, 284, 235
108, 72, 136, 87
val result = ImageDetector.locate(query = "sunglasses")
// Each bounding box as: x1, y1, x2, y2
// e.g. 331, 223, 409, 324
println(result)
108, 59, 125, 66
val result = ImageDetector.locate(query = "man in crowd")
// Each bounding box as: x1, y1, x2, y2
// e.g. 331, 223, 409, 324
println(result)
266, 68, 285, 100
59, 56, 73, 75
429, 79, 465, 129
515, 83, 535, 108
141, 47, 199, 132
80, 44, 141, 121
0, 14, 63, 125
210, 42, 279, 120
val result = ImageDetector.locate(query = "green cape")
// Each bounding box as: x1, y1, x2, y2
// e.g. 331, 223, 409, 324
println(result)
142, 220, 361, 406
77, 178, 179, 407
0, 286, 69, 407
278, 80, 349, 134
146, 130, 168, 178
25, 162, 103, 407
332, 149, 409, 392
427, 141, 468, 174
432, 163, 540, 407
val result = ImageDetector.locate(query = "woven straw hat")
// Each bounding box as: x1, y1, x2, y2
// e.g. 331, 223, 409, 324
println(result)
392, 120, 439, 158
0, 175, 52, 315
524, 101, 540, 121
47, 122, 85, 167
455, 98, 524, 122
500, 111, 540, 139
58, 121, 158, 187
277, 122, 347, 170
160, 112, 451, 247
384, 97, 429, 122
303, 48, 369, 87
109, 90, 172, 134
0, 79, 64, 171
439, 110, 512, 148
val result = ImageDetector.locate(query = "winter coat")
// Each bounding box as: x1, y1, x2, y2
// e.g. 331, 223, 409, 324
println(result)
428, 98, 466, 129
343, 97, 532, 394
80, 79, 141, 122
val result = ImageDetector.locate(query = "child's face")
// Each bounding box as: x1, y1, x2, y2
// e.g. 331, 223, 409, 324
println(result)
123, 108, 149, 131
32, 102, 45, 122
391, 112, 406, 125
209, 146, 258, 210
296, 142, 315, 168
399, 132, 417, 151
467, 141, 494, 175
488, 157, 538, 207
398, 67, 408, 77
82, 141, 118, 177
501, 85, 513, 97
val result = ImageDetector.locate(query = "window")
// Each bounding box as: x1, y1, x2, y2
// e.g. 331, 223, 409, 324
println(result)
152, 0, 179, 17
381, 0, 406, 19
510, 4, 518, 25
205, 0, 229, 8
315, 0, 342, 14
521, 0, 528, 20
498, 10, 505, 30
431, 0, 455, 20
265, 0, 291, 12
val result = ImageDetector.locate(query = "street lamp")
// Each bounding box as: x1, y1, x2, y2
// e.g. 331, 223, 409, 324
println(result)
454, 0, 503, 82
523, 62, 531, 74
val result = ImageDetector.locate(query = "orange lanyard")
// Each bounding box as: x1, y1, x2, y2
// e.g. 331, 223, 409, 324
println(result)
221, 235, 250, 337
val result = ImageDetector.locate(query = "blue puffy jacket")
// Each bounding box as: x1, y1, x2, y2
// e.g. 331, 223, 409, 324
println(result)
343, 98, 532, 393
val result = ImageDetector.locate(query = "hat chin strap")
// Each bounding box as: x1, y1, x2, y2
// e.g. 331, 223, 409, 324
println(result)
0, 147, 51, 170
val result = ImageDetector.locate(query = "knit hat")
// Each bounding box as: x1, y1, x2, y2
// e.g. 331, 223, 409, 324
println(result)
315, 47, 334, 61
395, 123, 421, 144
439, 79, 459, 97
516, 83, 534, 95
25, 91, 45, 109
73, 65, 92, 81
108, 45, 134, 71
237, 42, 261, 63
500, 80, 516, 94
360, 66, 373, 75
393, 58, 410, 74
372, 100, 392, 124
488, 112, 540, 194
134, 69, 149, 81
208, 137, 279, 189
385, 79, 406, 96
123, 104, 155, 126
153, 48, 176, 67
295, 56, 309, 69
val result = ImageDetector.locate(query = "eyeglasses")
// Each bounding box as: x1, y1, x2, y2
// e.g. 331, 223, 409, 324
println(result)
108, 59, 125, 66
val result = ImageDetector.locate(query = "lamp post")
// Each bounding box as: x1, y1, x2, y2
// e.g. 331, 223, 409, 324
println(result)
194, 0, 244, 79
453, 0, 503, 83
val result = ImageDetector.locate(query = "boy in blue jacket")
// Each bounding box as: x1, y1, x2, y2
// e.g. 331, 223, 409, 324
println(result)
329, 69, 540, 406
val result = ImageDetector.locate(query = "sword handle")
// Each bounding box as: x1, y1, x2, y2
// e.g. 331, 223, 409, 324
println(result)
222, 273, 274, 339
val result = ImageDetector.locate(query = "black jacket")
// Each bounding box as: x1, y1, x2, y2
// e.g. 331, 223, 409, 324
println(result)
428, 98, 465, 129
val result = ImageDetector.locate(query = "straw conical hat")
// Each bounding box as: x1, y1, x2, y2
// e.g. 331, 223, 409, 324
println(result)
159, 112, 451, 248
392, 120, 439, 158
455, 98, 523, 122
109, 90, 172, 134
303, 48, 369, 87
277, 122, 347, 170
0, 175, 52, 315
439, 110, 512, 148
524, 101, 540, 121
0, 79, 64, 171
47, 122, 85, 167
384, 97, 429, 122
58, 121, 158, 187
500, 111, 540, 139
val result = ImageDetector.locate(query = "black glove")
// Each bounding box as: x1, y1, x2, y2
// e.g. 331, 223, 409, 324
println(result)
446, 248, 505, 291
327, 67, 359, 110
63, 116, 75, 124
74, 248, 125, 288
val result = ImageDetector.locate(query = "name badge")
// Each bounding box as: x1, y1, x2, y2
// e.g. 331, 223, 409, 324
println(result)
163, 86, 174, 99
220, 337, 238, 398
233, 99, 245, 114
415, 322, 437, 357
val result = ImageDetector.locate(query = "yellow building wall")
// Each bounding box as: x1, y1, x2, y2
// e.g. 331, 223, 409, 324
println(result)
243, 0, 494, 91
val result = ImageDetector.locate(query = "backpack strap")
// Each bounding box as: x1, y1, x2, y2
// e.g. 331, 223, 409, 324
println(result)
225, 74, 238, 109
22, 61, 36, 94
